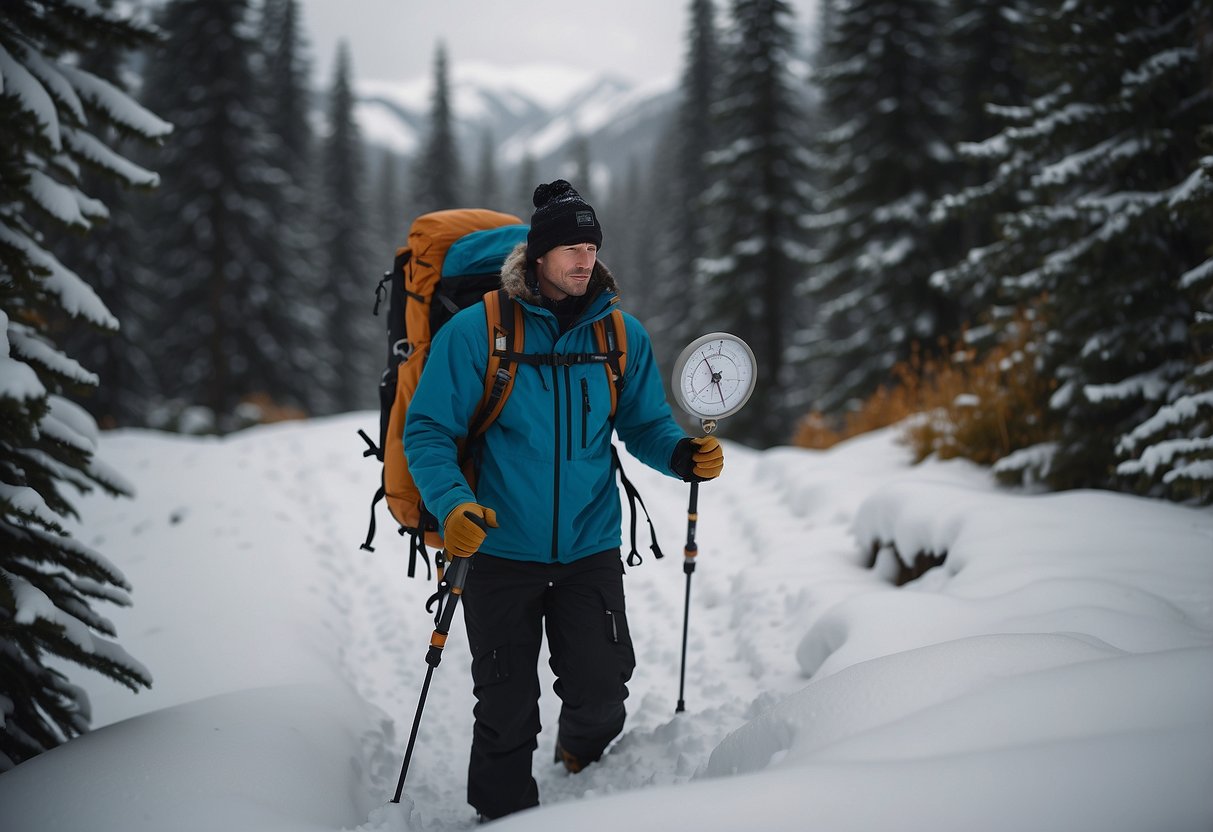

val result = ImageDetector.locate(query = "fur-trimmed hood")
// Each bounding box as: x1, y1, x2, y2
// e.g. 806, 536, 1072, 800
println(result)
499, 242, 619, 305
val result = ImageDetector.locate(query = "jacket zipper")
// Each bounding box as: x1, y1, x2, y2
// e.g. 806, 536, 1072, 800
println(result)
581, 377, 590, 449
550, 363, 561, 562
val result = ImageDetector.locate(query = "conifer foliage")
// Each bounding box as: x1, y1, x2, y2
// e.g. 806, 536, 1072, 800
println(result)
136, 0, 322, 430
319, 41, 376, 412
932, 0, 1032, 321
642, 0, 722, 389
800, 0, 961, 416
252, 0, 337, 417
46, 25, 162, 429
0, 0, 168, 769
939, 1, 1213, 494
700, 0, 813, 445
411, 42, 462, 214
1115, 138, 1213, 502
258, 0, 311, 170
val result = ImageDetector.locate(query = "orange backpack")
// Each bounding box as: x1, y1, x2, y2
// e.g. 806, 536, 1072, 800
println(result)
359, 209, 628, 578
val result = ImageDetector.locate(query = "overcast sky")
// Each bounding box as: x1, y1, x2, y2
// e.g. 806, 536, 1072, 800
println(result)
300, 0, 821, 89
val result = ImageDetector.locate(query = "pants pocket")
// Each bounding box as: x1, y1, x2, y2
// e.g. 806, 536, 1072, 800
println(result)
603, 609, 631, 646
598, 598, 635, 686
471, 643, 511, 688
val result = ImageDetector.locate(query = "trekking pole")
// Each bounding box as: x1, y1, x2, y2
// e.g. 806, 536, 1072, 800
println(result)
390, 511, 485, 804
669, 333, 757, 714
675, 479, 700, 714
676, 417, 718, 713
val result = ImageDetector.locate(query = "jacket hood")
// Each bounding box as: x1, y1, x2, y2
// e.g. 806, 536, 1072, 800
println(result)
500, 242, 619, 306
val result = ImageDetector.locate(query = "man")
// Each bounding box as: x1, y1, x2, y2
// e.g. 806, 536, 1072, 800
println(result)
404, 180, 724, 821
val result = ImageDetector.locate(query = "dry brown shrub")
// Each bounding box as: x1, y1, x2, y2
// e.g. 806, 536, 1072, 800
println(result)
793, 381, 916, 449
239, 392, 308, 424
793, 312, 1056, 463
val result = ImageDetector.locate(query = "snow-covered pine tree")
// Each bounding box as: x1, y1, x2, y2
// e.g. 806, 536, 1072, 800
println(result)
0, 0, 169, 769
318, 41, 376, 412
513, 153, 537, 219
943, 1, 1213, 492
567, 135, 593, 200
473, 129, 501, 209
930, 0, 1033, 322
798, 0, 961, 417
410, 42, 462, 214
48, 22, 159, 427
136, 0, 314, 430
601, 155, 654, 320
252, 0, 338, 417
676, 0, 721, 262
374, 147, 407, 256
1116, 133, 1213, 503
258, 0, 310, 169
643, 0, 722, 389
700, 0, 814, 446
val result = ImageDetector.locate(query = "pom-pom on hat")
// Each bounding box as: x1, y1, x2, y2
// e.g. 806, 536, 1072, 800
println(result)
526, 179, 603, 263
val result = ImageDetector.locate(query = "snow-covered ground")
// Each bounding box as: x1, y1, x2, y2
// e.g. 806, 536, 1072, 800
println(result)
1, 412, 1211, 831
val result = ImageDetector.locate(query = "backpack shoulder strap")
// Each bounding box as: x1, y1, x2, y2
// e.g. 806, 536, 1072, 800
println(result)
592, 307, 627, 419
468, 294, 624, 431
468, 289, 524, 439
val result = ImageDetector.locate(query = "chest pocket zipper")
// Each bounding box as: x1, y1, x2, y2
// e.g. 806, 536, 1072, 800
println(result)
581, 378, 590, 449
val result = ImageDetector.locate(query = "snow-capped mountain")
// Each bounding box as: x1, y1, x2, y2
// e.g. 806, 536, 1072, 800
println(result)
351, 62, 678, 197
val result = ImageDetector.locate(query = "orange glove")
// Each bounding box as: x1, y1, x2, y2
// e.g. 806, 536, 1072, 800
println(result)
671, 436, 725, 482
690, 436, 724, 479
443, 502, 498, 558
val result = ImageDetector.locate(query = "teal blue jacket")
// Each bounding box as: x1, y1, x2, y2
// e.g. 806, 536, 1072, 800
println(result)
403, 248, 687, 563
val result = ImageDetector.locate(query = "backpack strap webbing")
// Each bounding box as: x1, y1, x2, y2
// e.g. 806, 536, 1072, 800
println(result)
495, 306, 625, 400
592, 309, 627, 419
594, 312, 654, 565
612, 444, 664, 567
468, 288, 524, 441
412, 290, 518, 587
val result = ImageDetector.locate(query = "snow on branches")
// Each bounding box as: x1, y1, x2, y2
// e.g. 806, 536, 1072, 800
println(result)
2, 0, 169, 770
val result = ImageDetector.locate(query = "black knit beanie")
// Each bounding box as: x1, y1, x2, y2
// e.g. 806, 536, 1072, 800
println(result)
525, 180, 603, 263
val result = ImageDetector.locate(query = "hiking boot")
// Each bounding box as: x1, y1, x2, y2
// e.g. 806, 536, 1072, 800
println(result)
554, 741, 589, 773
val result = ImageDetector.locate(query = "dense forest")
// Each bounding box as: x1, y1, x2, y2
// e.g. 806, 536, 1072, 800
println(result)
1, 0, 1210, 768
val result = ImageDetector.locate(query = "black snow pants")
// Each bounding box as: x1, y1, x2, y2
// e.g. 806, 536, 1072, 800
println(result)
461, 549, 636, 820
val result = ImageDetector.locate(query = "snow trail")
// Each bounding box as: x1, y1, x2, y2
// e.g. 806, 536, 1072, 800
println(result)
327, 435, 844, 829
4, 415, 1210, 832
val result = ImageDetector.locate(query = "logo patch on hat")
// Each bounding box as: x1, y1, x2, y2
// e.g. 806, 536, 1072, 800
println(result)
576, 210, 595, 227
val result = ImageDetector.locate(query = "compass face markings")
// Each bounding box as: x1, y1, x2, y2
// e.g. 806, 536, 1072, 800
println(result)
685, 344, 742, 411
672, 333, 757, 421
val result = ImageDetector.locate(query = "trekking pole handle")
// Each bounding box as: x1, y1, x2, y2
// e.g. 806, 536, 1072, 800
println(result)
442, 511, 486, 600
424, 515, 483, 667
426, 554, 468, 669
682, 417, 715, 575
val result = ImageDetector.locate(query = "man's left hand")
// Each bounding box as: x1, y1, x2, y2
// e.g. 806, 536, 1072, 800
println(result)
671, 435, 724, 482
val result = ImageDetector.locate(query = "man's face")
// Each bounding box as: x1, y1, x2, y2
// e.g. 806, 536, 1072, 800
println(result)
535, 243, 597, 301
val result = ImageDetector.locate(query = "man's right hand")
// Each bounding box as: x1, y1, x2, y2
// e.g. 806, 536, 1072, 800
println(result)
444, 502, 499, 558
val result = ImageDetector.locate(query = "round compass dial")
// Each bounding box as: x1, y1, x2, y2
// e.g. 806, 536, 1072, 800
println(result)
671, 333, 757, 423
